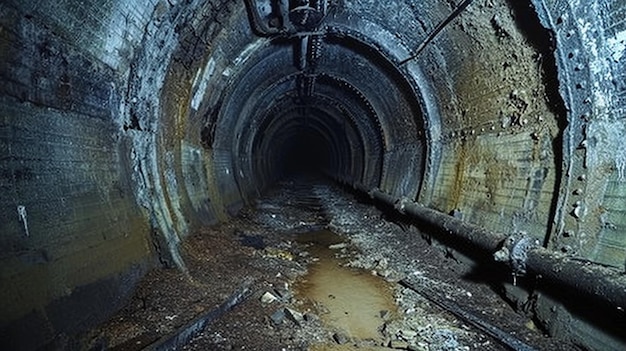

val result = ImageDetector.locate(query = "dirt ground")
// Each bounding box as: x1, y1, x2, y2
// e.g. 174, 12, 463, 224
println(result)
85, 178, 578, 351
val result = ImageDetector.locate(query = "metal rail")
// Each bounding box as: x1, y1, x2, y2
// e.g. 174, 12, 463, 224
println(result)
145, 281, 252, 351
400, 278, 536, 351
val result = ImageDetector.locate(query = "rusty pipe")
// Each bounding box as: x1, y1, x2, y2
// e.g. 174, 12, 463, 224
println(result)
369, 188, 507, 253
356, 185, 626, 310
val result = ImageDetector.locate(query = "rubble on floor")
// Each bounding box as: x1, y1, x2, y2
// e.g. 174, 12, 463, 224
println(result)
85, 178, 574, 350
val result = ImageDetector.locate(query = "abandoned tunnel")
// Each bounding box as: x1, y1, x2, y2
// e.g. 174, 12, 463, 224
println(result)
1, 0, 626, 350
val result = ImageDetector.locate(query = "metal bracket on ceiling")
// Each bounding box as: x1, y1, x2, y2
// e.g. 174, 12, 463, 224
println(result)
288, 1, 326, 32
295, 32, 323, 70
296, 73, 317, 99
243, 0, 328, 38
399, 0, 475, 65
243, 0, 289, 36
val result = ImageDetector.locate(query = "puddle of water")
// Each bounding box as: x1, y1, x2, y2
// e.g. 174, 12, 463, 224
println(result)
294, 230, 396, 349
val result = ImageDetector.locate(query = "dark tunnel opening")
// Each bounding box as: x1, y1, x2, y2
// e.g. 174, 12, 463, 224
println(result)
278, 127, 333, 177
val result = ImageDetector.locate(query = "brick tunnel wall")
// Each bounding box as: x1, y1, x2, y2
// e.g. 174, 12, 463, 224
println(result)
0, 1, 157, 347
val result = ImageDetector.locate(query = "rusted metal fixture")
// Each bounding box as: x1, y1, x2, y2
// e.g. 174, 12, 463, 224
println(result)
353, 184, 626, 310
399, 278, 536, 351
399, 0, 475, 65
146, 281, 252, 351
243, 0, 286, 36
368, 187, 507, 253
525, 250, 626, 310
243, 0, 326, 37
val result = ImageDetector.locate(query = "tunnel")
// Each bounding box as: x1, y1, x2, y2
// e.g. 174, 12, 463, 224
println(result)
1, 0, 626, 350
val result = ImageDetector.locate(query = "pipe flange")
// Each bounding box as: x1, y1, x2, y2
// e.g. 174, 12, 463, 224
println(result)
494, 232, 538, 276
510, 235, 535, 275
367, 188, 377, 199
394, 197, 411, 214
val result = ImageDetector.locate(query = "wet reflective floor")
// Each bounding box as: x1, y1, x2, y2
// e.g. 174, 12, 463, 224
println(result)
295, 230, 397, 349
89, 179, 572, 351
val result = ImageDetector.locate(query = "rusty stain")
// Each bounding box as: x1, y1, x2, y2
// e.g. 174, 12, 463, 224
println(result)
0, 205, 150, 323
161, 66, 194, 143
449, 141, 468, 211
449, 138, 518, 213
155, 58, 204, 232
204, 151, 229, 222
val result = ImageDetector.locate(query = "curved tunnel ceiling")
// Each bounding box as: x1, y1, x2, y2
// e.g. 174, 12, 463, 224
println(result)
114, 0, 626, 271
204, 21, 428, 196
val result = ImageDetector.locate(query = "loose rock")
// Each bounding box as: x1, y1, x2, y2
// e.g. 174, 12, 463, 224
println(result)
329, 242, 348, 250
273, 286, 293, 301
380, 309, 392, 320
399, 329, 418, 340
390, 339, 410, 349
270, 309, 285, 325
284, 307, 304, 326
260, 291, 278, 304
333, 332, 350, 344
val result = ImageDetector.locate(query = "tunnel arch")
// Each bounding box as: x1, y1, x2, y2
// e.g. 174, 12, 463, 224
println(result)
247, 100, 369, 185
202, 28, 431, 207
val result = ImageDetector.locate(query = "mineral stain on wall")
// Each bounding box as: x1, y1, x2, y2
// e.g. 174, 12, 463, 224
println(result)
427, 0, 560, 240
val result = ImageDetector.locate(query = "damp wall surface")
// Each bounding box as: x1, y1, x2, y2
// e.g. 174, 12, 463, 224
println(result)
0, 1, 155, 348
1, 0, 625, 349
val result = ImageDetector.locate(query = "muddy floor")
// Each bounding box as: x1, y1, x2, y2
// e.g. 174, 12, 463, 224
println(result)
85, 177, 577, 351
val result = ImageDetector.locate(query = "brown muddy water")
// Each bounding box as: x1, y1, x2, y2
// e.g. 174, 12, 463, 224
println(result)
294, 230, 397, 350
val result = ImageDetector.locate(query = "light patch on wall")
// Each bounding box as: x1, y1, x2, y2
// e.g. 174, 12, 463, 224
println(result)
617, 132, 626, 182
577, 18, 601, 77
17, 205, 29, 237
191, 58, 216, 110
233, 38, 268, 67
181, 141, 211, 212
220, 39, 268, 77
607, 30, 626, 63
586, 120, 626, 181
100, 3, 157, 71
165, 151, 189, 238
